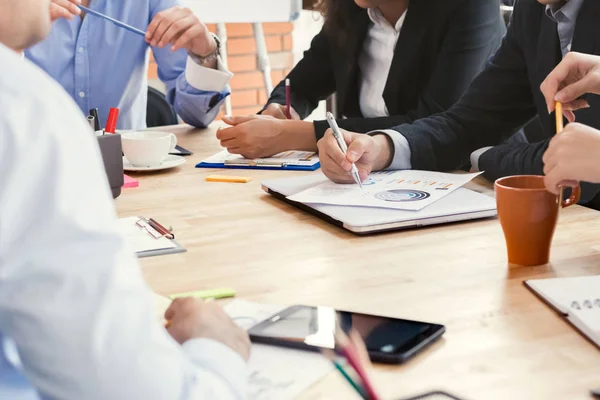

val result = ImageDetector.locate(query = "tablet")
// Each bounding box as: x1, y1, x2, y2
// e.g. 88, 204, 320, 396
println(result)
248, 305, 445, 364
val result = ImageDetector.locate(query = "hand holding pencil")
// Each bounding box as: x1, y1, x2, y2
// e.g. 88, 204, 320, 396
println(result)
50, 0, 81, 22
164, 297, 251, 361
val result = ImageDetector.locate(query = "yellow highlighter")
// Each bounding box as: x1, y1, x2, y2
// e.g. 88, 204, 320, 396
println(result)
206, 175, 251, 183
169, 288, 237, 301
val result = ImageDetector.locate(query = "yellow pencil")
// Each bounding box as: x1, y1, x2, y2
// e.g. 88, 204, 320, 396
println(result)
555, 101, 564, 134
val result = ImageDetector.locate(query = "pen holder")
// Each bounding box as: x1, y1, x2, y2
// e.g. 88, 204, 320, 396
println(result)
97, 134, 124, 199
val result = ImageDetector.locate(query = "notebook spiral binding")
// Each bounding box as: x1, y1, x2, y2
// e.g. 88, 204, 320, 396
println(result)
570, 299, 600, 310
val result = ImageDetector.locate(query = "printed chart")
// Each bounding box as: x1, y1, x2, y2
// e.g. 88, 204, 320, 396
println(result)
289, 170, 482, 211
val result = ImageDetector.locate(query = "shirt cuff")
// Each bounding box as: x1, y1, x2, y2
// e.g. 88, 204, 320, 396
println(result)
368, 129, 412, 170
470, 147, 493, 172
185, 55, 233, 92
182, 338, 247, 394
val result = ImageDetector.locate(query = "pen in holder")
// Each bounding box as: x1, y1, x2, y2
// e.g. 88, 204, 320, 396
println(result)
97, 134, 124, 198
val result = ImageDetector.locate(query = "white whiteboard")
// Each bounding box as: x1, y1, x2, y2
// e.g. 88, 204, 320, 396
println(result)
184, 0, 302, 23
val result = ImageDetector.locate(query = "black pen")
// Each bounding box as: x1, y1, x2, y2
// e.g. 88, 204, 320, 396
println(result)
89, 108, 103, 135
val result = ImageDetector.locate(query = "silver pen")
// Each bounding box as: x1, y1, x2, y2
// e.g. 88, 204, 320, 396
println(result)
325, 112, 363, 188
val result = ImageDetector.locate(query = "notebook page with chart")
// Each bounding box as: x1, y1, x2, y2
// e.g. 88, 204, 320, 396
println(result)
289, 170, 482, 211
525, 276, 600, 348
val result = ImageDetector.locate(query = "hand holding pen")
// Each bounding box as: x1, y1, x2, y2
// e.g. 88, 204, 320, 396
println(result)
325, 112, 363, 188
50, 0, 81, 22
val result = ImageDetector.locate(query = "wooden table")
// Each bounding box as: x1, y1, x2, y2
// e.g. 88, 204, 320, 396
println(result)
117, 124, 600, 400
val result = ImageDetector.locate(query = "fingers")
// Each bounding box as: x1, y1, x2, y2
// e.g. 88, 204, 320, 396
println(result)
164, 297, 197, 321
49, 0, 81, 21
146, 7, 182, 47
216, 126, 239, 142
541, 57, 572, 113
318, 130, 352, 171
563, 99, 590, 112
345, 134, 373, 163
171, 24, 203, 52
222, 115, 257, 126
564, 109, 576, 123
262, 103, 287, 120
555, 73, 596, 104
544, 167, 564, 195
319, 151, 356, 183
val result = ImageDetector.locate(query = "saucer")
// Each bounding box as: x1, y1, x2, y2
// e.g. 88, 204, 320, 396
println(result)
123, 155, 186, 171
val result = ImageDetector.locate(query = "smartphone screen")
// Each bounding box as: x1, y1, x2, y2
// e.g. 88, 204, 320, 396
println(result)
249, 305, 444, 363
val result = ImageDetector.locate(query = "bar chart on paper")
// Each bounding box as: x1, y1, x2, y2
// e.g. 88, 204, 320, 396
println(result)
289, 170, 483, 211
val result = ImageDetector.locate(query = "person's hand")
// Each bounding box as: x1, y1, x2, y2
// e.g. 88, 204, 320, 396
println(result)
218, 115, 286, 158
50, 0, 81, 22
262, 103, 300, 120
540, 52, 600, 122
165, 297, 251, 361
543, 122, 600, 194
146, 6, 216, 56
317, 130, 393, 183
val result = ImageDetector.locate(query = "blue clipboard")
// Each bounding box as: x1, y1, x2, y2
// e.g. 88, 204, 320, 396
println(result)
196, 161, 320, 171
196, 150, 321, 171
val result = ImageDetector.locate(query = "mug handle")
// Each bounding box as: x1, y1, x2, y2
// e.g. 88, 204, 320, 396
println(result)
561, 183, 581, 208
169, 133, 177, 152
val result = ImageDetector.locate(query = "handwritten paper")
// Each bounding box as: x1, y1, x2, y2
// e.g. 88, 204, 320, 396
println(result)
225, 300, 333, 400
289, 170, 482, 211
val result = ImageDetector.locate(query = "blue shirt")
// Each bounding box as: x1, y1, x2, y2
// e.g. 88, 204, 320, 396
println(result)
25, 0, 232, 130
545, 0, 584, 57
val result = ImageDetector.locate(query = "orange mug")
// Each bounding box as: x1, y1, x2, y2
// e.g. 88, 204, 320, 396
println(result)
495, 175, 580, 267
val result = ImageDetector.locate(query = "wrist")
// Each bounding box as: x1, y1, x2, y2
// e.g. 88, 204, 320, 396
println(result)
284, 120, 318, 151
372, 134, 394, 171
196, 35, 218, 58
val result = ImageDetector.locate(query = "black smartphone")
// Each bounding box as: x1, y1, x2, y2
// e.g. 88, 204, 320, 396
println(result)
248, 305, 445, 364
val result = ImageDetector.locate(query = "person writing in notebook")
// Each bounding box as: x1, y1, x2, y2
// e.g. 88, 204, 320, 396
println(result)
215, 0, 505, 158
0, 1, 250, 398
540, 52, 600, 196
317, 0, 600, 210
27, 0, 231, 130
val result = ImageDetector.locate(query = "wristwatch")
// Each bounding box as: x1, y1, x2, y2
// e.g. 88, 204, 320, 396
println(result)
190, 33, 221, 66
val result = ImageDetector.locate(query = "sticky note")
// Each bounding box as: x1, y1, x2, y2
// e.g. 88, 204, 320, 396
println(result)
169, 288, 237, 300
123, 174, 139, 188
206, 175, 251, 183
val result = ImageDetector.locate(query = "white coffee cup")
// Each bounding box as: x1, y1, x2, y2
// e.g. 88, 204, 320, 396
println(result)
121, 131, 177, 167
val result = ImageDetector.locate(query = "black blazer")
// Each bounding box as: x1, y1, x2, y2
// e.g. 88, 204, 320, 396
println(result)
264, 0, 506, 140
392, 0, 600, 205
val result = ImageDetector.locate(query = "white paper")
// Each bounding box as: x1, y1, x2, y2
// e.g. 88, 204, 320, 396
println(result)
289, 170, 483, 211
201, 150, 319, 168
225, 300, 334, 400
183, 0, 301, 23
117, 217, 177, 254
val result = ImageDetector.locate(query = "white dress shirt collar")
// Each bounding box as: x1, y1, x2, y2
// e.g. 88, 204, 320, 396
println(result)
358, 7, 408, 118
367, 7, 406, 33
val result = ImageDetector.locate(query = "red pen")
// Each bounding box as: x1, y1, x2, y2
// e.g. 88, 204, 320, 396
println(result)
105, 107, 120, 134
285, 78, 291, 119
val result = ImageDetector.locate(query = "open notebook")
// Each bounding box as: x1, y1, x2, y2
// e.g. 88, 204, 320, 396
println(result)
525, 275, 600, 348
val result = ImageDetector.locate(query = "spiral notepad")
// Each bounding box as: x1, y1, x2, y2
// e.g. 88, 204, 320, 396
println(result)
525, 276, 600, 348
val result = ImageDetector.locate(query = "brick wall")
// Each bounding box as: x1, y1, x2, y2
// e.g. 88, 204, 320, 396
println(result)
147, 22, 294, 118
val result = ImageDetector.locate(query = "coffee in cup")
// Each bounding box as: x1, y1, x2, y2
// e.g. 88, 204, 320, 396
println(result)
121, 131, 177, 167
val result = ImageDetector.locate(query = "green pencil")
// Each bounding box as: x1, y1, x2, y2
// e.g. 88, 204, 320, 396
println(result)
332, 359, 368, 400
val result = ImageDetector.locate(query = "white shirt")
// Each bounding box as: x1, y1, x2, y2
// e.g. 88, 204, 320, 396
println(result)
0, 44, 246, 399
358, 7, 408, 118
